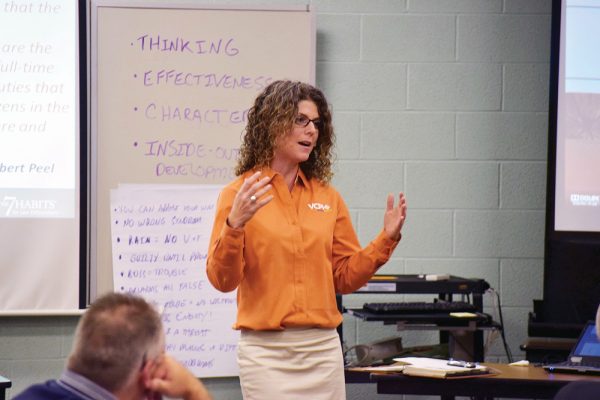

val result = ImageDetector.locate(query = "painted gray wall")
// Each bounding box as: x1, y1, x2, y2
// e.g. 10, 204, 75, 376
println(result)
0, 0, 551, 398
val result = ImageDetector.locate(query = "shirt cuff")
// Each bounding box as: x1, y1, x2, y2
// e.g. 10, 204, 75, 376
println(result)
373, 229, 400, 259
221, 220, 245, 238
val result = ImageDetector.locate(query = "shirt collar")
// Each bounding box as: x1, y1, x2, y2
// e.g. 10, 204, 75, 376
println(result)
250, 166, 308, 187
57, 369, 117, 400
296, 167, 308, 186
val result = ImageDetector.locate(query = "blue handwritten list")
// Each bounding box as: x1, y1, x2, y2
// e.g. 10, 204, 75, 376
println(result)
129, 31, 272, 183
110, 184, 238, 377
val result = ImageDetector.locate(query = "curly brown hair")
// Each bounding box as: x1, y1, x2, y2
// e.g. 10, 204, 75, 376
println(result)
235, 80, 335, 182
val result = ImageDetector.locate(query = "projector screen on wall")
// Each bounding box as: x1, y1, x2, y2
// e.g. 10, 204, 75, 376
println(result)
0, 0, 81, 311
554, 0, 600, 232
541, 0, 600, 328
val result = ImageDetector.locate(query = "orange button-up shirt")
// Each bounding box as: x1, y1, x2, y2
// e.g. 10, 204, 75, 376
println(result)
206, 167, 400, 330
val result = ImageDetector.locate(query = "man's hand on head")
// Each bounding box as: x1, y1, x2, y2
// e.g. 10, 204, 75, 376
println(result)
143, 355, 212, 400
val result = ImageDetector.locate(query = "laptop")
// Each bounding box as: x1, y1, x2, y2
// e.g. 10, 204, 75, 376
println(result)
543, 321, 600, 375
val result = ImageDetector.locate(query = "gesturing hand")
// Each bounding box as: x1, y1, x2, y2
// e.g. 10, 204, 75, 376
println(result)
383, 193, 407, 241
227, 171, 274, 229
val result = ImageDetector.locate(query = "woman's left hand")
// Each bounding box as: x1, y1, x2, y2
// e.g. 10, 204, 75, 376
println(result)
383, 193, 407, 241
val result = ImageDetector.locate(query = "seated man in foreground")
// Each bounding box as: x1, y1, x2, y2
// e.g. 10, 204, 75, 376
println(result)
14, 292, 211, 400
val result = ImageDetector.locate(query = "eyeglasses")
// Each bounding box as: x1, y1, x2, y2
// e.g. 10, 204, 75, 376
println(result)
294, 114, 322, 129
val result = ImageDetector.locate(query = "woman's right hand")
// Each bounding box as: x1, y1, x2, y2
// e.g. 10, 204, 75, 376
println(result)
227, 171, 273, 229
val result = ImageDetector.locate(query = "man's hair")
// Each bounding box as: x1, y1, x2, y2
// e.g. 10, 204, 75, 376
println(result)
235, 80, 335, 183
67, 293, 163, 392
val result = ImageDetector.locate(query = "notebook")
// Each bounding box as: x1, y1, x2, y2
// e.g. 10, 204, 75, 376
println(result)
543, 321, 600, 375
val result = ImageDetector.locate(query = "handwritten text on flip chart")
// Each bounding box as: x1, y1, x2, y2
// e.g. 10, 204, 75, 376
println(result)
110, 185, 238, 377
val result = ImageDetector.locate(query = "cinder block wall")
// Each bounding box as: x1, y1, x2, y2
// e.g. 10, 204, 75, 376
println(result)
0, 0, 551, 399
326, 0, 551, 398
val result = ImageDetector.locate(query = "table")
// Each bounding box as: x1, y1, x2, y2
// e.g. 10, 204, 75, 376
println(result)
370, 363, 600, 399
0, 375, 11, 400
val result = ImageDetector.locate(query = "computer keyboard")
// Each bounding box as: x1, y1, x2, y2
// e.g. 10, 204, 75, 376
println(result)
362, 301, 478, 314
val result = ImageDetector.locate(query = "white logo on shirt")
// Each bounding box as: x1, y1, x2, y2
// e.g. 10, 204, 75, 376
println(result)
307, 202, 331, 212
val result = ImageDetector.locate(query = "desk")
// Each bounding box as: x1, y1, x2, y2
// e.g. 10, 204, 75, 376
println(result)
0, 375, 11, 400
372, 363, 600, 399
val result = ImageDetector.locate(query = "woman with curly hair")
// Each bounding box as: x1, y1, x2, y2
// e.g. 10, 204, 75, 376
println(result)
207, 80, 406, 399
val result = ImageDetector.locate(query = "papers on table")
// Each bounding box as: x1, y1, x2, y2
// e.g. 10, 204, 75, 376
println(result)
349, 357, 493, 378
347, 363, 407, 373
393, 357, 490, 378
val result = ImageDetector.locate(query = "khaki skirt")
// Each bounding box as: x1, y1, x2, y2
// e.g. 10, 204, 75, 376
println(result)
237, 328, 346, 399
